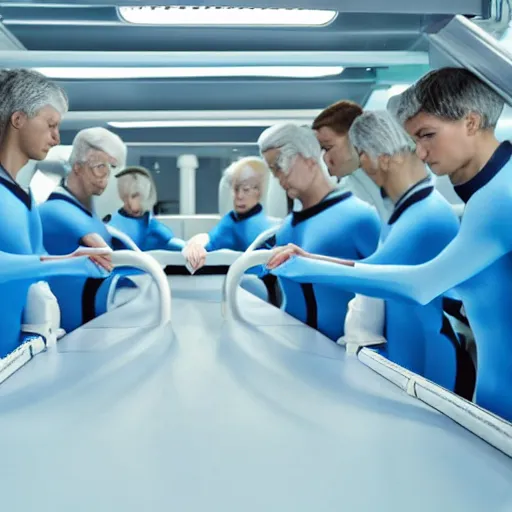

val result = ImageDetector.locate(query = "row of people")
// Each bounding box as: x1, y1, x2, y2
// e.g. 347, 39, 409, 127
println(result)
180, 69, 505, 419
174, 107, 472, 399
80, 81, 477, 405
266, 68, 511, 422
0, 67, 281, 358
0, 66, 508, 423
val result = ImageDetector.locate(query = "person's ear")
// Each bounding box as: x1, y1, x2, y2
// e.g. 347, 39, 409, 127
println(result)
305, 157, 317, 172
378, 154, 391, 172
465, 112, 481, 136
10, 111, 27, 130
72, 162, 84, 177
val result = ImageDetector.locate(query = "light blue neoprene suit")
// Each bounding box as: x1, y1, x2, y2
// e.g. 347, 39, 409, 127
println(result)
271, 141, 512, 422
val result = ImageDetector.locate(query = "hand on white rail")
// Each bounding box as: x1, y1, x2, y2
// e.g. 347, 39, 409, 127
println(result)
182, 242, 207, 273
41, 234, 113, 272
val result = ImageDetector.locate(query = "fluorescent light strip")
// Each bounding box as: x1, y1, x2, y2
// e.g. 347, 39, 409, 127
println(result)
62, 109, 321, 123
125, 142, 258, 147
108, 119, 310, 129
35, 66, 344, 80
118, 6, 337, 27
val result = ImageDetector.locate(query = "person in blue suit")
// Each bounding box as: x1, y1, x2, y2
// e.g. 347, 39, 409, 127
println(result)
279, 111, 474, 395
258, 123, 381, 341
183, 157, 275, 272
267, 68, 512, 421
313, 100, 397, 346
108, 166, 185, 251
39, 127, 133, 332
0, 70, 108, 357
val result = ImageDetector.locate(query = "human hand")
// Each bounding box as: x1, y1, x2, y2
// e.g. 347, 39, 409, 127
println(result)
266, 243, 310, 270
182, 242, 207, 272
79, 233, 113, 271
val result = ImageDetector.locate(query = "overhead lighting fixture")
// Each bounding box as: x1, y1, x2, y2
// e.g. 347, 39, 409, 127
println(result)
108, 119, 311, 129
35, 66, 344, 80
118, 6, 337, 27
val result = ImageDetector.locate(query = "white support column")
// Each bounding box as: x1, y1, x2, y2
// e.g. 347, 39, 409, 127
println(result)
177, 154, 198, 215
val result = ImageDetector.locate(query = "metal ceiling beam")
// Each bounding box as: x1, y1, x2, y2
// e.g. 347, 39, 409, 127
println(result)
0, 22, 25, 50
426, 14, 512, 105
0, 50, 428, 67
0, 0, 486, 15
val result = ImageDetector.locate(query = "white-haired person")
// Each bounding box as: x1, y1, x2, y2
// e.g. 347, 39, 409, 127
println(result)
39, 126, 133, 332
268, 111, 475, 397
268, 69, 512, 420
107, 166, 185, 251
258, 123, 381, 342
0, 70, 108, 357
183, 156, 275, 272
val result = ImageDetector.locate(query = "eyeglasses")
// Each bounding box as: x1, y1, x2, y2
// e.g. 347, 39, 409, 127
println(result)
233, 184, 259, 196
85, 161, 113, 177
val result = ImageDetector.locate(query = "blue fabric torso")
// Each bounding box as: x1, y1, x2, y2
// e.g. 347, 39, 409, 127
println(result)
271, 141, 512, 421
205, 204, 274, 252
108, 209, 185, 251
39, 184, 135, 332
364, 181, 460, 389
0, 167, 45, 356
275, 191, 380, 341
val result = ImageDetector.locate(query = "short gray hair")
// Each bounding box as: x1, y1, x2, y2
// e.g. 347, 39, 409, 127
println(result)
257, 123, 322, 174
387, 86, 419, 126
396, 68, 504, 129
0, 69, 68, 136
69, 127, 127, 168
349, 110, 416, 160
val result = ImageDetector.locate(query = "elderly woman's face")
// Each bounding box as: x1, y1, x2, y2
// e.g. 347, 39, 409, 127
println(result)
123, 191, 144, 217
263, 148, 314, 200
75, 148, 115, 197
231, 169, 261, 213
232, 177, 261, 214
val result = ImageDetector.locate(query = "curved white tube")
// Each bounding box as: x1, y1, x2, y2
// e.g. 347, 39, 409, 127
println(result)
111, 250, 171, 326
222, 250, 273, 322
106, 225, 142, 252
246, 225, 281, 253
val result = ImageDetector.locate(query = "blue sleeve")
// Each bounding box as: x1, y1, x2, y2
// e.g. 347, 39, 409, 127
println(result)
40, 201, 99, 246
362, 214, 457, 266
353, 209, 381, 258
270, 198, 505, 305
0, 252, 107, 285
205, 214, 236, 251
147, 219, 185, 251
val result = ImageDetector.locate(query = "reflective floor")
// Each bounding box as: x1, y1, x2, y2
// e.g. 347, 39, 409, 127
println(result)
0, 276, 511, 511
